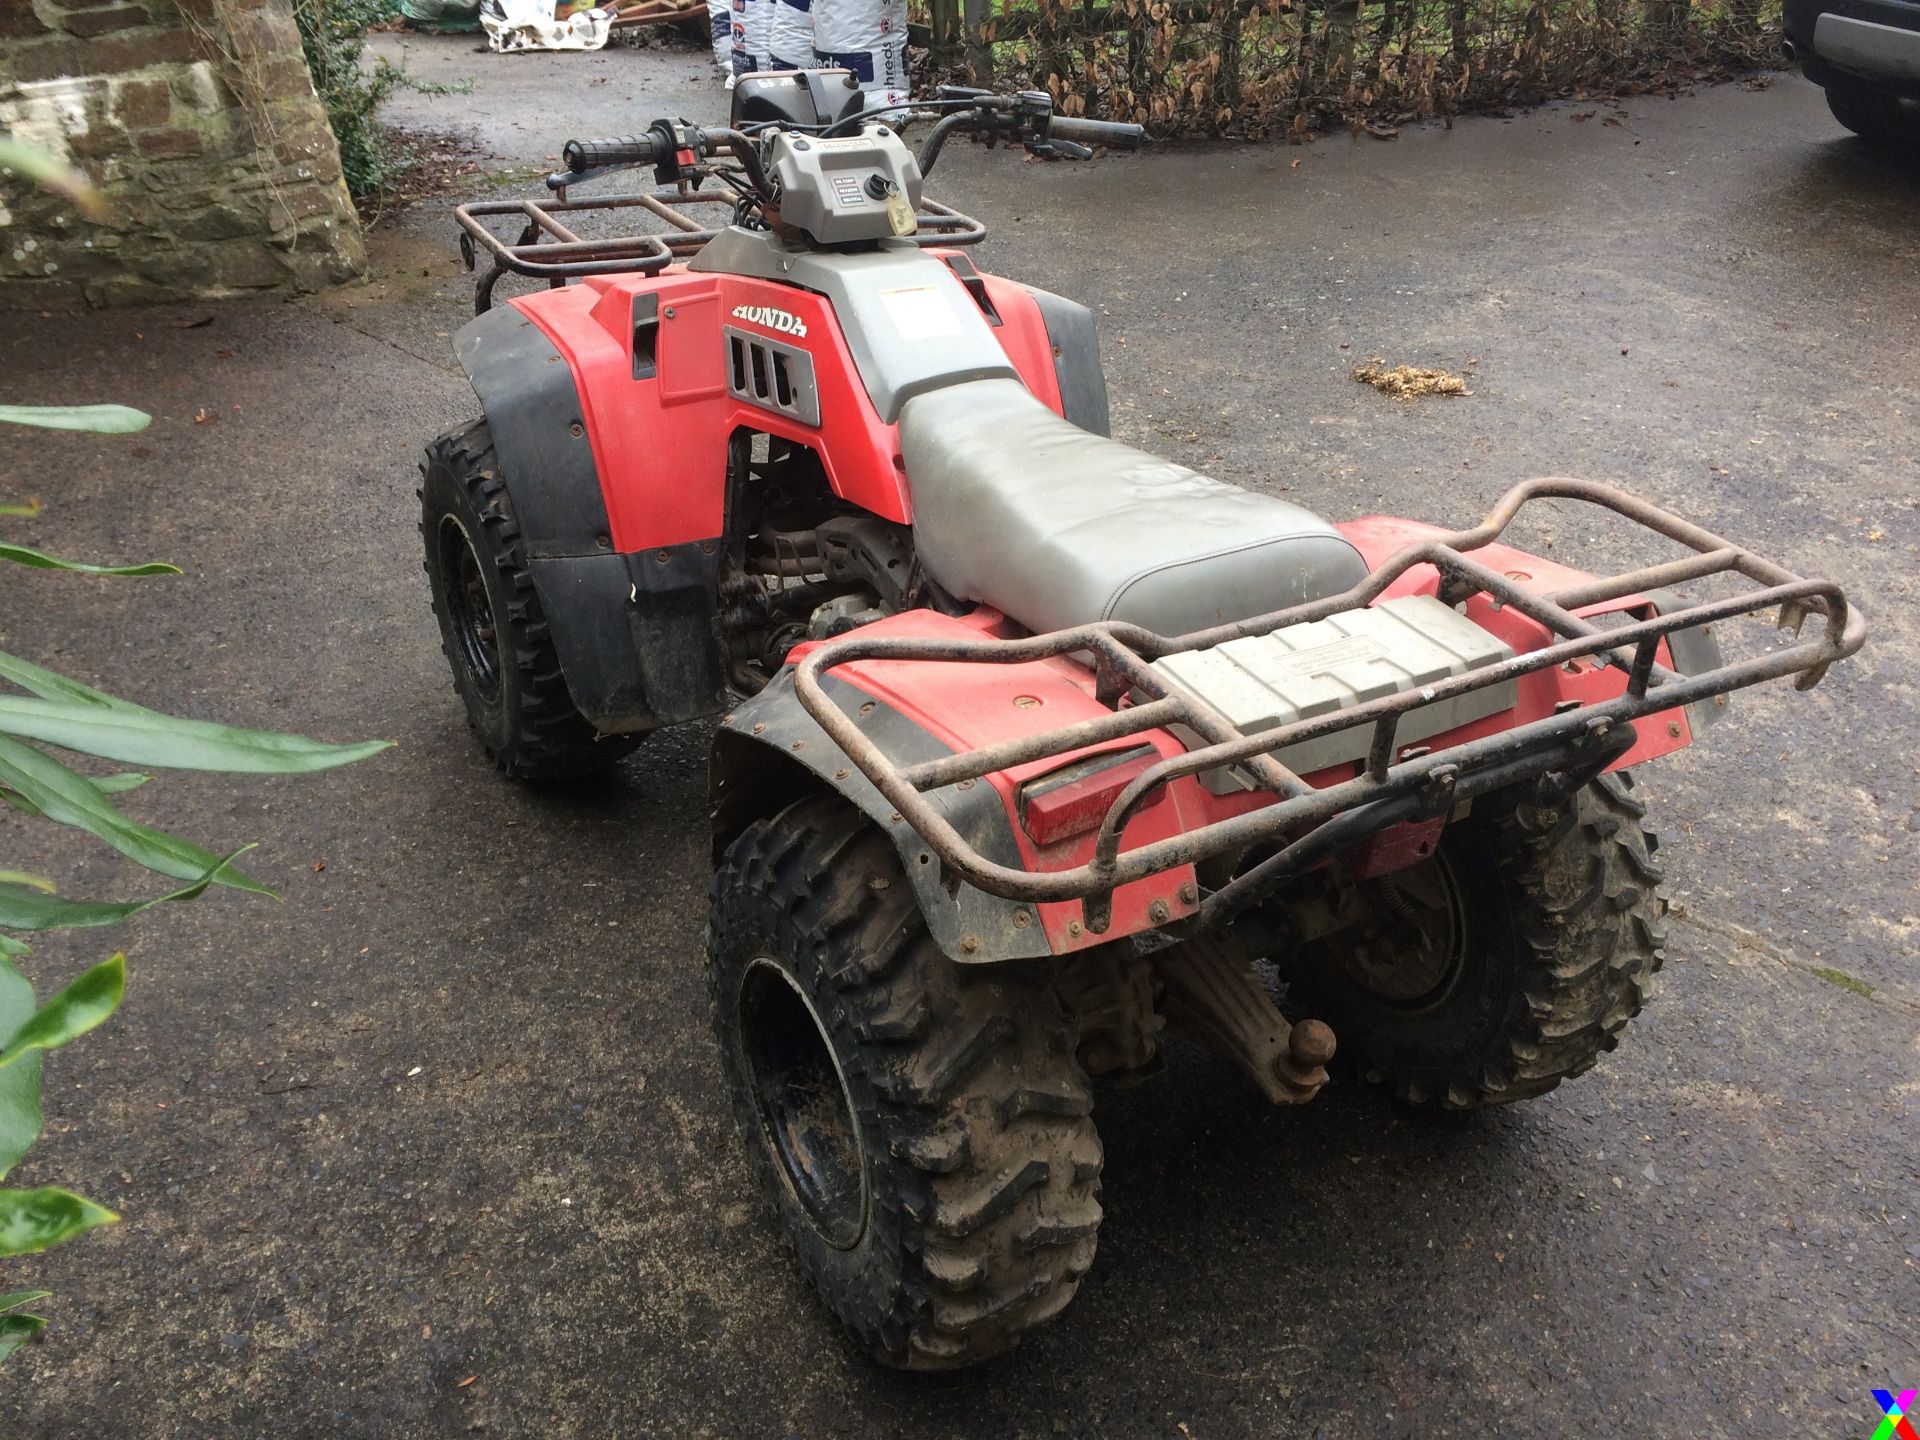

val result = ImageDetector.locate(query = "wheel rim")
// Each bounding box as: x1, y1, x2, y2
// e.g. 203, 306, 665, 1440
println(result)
1330, 852, 1471, 1010
437, 514, 501, 702
737, 957, 868, 1249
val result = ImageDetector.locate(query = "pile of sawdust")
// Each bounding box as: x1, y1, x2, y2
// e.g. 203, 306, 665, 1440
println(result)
1353, 360, 1472, 399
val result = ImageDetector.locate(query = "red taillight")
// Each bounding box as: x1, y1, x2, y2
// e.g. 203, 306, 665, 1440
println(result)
1018, 745, 1163, 848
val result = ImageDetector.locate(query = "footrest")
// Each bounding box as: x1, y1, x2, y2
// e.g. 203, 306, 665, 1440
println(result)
1147, 595, 1518, 792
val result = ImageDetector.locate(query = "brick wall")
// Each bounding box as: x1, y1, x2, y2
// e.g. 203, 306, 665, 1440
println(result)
0, 0, 364, 307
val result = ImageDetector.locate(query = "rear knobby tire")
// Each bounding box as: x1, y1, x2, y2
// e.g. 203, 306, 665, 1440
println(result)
1281, 772, 1667, 1109
419, 419, 642, 781
707, 795, 1102, 1369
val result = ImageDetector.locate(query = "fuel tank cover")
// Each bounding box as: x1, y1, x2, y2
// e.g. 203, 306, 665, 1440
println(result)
764, 126, 924, 246
1147, 595, 1518, 793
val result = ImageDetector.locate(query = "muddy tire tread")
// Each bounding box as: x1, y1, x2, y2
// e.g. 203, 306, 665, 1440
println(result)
1288, 772, 1669, 1111
1418, 771, 1667, 1109
419, 419, 641, 781
708, 794, 1101, 1370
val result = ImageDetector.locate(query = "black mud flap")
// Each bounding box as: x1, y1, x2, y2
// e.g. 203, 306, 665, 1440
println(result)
1021, 284, 1111, 438
711, 671, 1053, 964
455, 305, 727, 733
525, 545, 727, 733
1644, 587, 1730, 735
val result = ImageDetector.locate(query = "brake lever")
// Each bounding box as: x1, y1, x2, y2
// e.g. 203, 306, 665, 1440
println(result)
546, 165, 613, 193
1023, 137, 1093, 161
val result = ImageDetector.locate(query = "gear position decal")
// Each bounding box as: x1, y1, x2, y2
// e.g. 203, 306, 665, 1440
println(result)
730, 304, 808, 338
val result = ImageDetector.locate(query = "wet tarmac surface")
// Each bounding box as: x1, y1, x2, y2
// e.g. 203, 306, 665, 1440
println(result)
0, 46, 1915, 1439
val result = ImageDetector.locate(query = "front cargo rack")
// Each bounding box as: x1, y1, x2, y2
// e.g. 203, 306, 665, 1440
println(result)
455, 174, 985, 310
792, 477, 1865, 933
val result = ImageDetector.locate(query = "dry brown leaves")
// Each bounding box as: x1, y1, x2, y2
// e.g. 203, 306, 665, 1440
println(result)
1352, 360, 1472, 399
954, 0, 1786, 144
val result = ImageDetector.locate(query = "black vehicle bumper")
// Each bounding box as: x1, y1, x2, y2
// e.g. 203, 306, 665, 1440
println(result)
1785, 0, 1920, 96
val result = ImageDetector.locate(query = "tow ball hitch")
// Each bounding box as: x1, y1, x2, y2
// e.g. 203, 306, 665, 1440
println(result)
1155, 934, 1338, 1105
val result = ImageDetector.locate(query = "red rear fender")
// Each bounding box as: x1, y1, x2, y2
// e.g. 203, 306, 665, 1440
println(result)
786, 609, 1204, 956
1337, 516, 1697, 768
780, 541, 1702, 955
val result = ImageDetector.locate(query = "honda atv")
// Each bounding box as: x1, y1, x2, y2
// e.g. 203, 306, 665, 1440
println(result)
424, 72, 1865, 1369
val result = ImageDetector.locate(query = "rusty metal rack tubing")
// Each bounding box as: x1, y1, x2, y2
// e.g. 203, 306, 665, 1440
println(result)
792, 477, 1865, 931
455, 183, 988, 284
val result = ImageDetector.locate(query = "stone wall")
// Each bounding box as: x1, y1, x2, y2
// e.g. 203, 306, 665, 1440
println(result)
0, 0, 364, 307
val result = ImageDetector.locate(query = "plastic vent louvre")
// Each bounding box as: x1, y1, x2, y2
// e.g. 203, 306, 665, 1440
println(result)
725, 327, 821, 427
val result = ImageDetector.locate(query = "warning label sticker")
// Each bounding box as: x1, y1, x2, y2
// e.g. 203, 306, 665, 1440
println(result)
878, 285, 961, 341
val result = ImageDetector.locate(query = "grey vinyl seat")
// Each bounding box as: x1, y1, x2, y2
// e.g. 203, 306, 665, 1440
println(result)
898, 378, 1369, 638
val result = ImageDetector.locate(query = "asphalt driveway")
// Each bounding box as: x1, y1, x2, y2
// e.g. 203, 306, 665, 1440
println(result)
0, 50, 1914, 1438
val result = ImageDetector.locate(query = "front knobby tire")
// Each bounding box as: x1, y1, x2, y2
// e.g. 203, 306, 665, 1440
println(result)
419, 420, 642, 782
1281, 772, 1668, 1109
707, 795, 1103, 1369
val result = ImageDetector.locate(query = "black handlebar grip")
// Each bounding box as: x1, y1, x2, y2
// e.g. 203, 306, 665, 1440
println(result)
561, 134, 658, 174
1046, 116, 1147, 151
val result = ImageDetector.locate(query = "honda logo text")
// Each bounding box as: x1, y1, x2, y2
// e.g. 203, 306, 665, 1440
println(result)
731, 304, 808, 339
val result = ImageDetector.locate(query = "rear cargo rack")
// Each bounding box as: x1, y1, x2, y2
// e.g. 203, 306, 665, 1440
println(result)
791, 477, 1865, 933
455, 174, 985, 309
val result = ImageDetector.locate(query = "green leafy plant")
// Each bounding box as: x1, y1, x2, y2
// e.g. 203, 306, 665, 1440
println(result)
0, 406, 149, 436
0, 139, 107, 222
0, 403, 389, 1358
294, 0, 471, 204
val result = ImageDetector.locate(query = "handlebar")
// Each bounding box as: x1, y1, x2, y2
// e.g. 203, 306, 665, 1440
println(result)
1045, 116, 1147, 151
561, 134, 659, 173
560, 97, 1144, 197
559, 123, 771, 196
914, 94, 1148, 172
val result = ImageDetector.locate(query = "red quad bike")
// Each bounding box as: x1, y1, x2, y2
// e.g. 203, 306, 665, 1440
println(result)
425, 74, 1866, 1369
